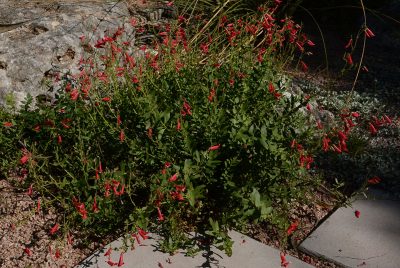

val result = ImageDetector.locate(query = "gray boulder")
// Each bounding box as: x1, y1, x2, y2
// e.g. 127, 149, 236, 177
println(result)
0, 0, 163, 109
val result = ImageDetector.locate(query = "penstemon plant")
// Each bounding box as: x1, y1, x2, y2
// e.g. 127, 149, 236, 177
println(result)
0, 1, 391, 258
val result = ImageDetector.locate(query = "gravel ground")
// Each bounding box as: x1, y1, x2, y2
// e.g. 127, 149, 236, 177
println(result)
1, 177, 341, 268
0, 179, 89, 268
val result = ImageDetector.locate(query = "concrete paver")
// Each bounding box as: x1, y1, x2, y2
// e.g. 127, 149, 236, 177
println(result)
299, 190, 400, 268
77, 230, 313, 268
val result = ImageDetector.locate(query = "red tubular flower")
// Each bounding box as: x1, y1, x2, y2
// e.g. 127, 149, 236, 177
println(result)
50, 223, 60, 235
171, 191, 184, 201
117, 115, 122, 126
3, 122, 13, 127
372, 116, 384, 127
147, 128, 153, 139
114, 184, 125, 196
119, 130, 125, 142
131, 76, 139, 85
280, 252, 289, 267
383, 115, 392, 124
33, 124, 41, 132
178, 15, 185, 24
368, 123, 377, 135
306, 40, 315, 46
287, 221, 298, 235
92, 196, 99, 213
300, 61, 308, 72
365, 27, 375, 38
200, 43, 209, 54
106, 260, 117, 266
316, 120, 323, 129
176, 118, 181, 131
361, 66, 369, 72
27, 184, 33, 196
181, 100, 192, 116
98, 161, 103, 174
67, 232, 73, 245
94, 39, 106, 48
157, 206, 164, 221
105, 183, 111, 198
118, 252, 124, 267
73, 197, 88, 220
338, 131, 348, 142
345, 118, 355, 129
332, 144, 342, 154
296, 144, 303, 152
104, 247, 112, 257
24, 247, 32, 256
102, 97, 111, 102
175, 185, 186, 192
345, 38, 353, 49
351, 112, 360, 118
138, 227, 149, 240
36, 198, 41, 213
61, 118, 72, 129
175, 61, 184, 72
132, 233, 141, 245
130, 17, 137, 26
208, 88, 216, 102
322, 136, 331, 152
299, 154, 313, 169
57, 135, 62, 144
355, 210, 361, 218
295, 41, 304, 52
208, 144, 221, 151
44, 119, 55, 127
290, 139, 296, 149
55, 248, 61, 259
368, 176, 381, 185
116, 67, 125, 77
274, 92, 282, 100
268, 83, 275, 94
346, 54, 353, 65
70, 89, 79, 101
20, 150, 31, 165
168, 173, 178, 182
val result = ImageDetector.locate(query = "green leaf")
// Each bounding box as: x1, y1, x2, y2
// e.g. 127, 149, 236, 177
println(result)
186, 185, 205, 207
250, 188, 261, 208
209, 218, 219, 233
260, 125, 267, 139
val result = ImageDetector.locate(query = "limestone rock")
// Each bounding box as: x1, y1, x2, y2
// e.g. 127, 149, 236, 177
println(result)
0, 0, 164, 109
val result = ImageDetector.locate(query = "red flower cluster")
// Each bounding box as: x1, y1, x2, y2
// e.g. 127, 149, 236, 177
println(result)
180, 99, 192, 116
292, 140, 313, 169
132, 227, 149, 245
170, 184, 186, 201
268, 83, 282, 99
72, 197, 88, 220
287, 221, 298, 235
368, 115, 393, 135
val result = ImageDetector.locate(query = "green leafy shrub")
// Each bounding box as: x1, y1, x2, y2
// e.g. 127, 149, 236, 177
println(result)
0, 5, 323, 254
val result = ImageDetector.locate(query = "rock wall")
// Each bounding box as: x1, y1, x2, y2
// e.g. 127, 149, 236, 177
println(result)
0, 0, 165, 109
